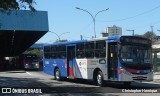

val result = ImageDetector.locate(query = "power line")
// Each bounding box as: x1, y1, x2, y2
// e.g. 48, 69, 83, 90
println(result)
78, 21, 93, 34
68, 5, 160, 40
98, 5, 160, 22
67, 21, 92, 39
129, 20, 160, 30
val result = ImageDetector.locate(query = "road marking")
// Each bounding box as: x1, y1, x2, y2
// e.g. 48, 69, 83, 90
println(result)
26, 72, 32, 75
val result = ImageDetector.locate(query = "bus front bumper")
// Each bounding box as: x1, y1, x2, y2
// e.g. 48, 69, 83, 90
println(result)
119, 71, 153, 82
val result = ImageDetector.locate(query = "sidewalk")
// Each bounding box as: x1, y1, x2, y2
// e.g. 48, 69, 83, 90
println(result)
153, 72, 160, 83
154, 72, 160, 79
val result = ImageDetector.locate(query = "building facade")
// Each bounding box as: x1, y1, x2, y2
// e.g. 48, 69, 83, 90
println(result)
106, 25, 122, 36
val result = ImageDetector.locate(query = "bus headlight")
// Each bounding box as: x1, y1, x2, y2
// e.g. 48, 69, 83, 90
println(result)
35, 64, 39, 68
25, 64, 29, 68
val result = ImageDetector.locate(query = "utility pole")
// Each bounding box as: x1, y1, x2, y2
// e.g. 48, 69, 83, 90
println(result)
80, 35, 83, 40
150, 26, 154, 41
156, 30, 160, 41
157, 30, 160, 40
151, 26, 154, 33
126, 29, 134, 36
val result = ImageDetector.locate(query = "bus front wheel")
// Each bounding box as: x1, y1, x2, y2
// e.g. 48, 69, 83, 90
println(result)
96, 71, 104, 87
55, 68, 61, 81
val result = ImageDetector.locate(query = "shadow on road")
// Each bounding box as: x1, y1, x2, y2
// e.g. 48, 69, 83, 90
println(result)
59, 78, 160, 89
104, 82, 160, 89
0, 76, 49, 87
0, 72, 160, 94
0, 77, 108, 95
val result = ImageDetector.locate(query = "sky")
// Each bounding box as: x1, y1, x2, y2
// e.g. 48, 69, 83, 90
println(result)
35, 0, 160, 43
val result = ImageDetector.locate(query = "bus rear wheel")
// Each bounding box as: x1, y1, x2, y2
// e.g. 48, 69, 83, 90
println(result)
96, 71, 104, 87
55, 68, 61, 81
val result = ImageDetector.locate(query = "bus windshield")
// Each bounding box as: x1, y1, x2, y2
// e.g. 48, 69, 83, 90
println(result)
25, 55, 38, 62
120, 45, 151, 64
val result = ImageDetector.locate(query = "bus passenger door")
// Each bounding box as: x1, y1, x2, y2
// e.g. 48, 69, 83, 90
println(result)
108, 43, 118, 80
67, 45, 76, 78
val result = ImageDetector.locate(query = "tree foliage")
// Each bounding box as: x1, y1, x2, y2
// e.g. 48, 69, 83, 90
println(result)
27, 49, 42, 59
0, 0, 36, 11
143, 31, 156, 40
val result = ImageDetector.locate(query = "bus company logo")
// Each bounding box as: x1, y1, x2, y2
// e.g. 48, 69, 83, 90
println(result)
2, 88, 11, 93
79, 61, 86, 66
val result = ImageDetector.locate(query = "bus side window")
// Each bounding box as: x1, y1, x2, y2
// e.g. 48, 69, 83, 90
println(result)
44, 53, 50, 59
44, 46, 50, 52
95, 40, 106, 58
44, 46, 51, 59
51, 46, 57, 59
76, 43, 85, 58
85, 42, 94, 58
58, 45, 66, 59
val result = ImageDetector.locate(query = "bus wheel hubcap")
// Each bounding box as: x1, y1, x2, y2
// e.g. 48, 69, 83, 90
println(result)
56, 71, 59, 79
97, 74, 102, 84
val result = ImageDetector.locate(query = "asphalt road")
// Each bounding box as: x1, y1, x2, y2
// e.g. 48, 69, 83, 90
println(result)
0, 70, 160, 96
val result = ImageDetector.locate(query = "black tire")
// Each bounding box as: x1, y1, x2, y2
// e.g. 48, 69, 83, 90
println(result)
55, 68, 61, 81
96, 71, 104, 87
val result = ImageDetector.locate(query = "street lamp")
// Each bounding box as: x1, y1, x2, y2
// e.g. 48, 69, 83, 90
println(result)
49, 31, 70, 41
76, 7, 109, 38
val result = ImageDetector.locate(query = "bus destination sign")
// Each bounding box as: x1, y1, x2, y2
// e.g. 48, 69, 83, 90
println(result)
120, 36, 151, 45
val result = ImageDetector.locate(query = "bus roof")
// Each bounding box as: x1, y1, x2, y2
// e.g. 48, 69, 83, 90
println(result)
43, 36, 122, 46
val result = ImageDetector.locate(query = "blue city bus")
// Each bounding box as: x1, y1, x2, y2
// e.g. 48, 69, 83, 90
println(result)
43, 36, 153, 86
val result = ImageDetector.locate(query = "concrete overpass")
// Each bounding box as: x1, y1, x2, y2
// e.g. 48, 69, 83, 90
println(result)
0, 10, 48, 57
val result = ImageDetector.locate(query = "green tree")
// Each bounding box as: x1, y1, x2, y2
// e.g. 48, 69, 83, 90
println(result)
0, 0, 36, 11
143, 31, 156, 40
27, 49, 42, 60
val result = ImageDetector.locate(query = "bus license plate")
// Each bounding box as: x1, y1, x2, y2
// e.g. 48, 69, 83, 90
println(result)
137, 76, 143, 79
